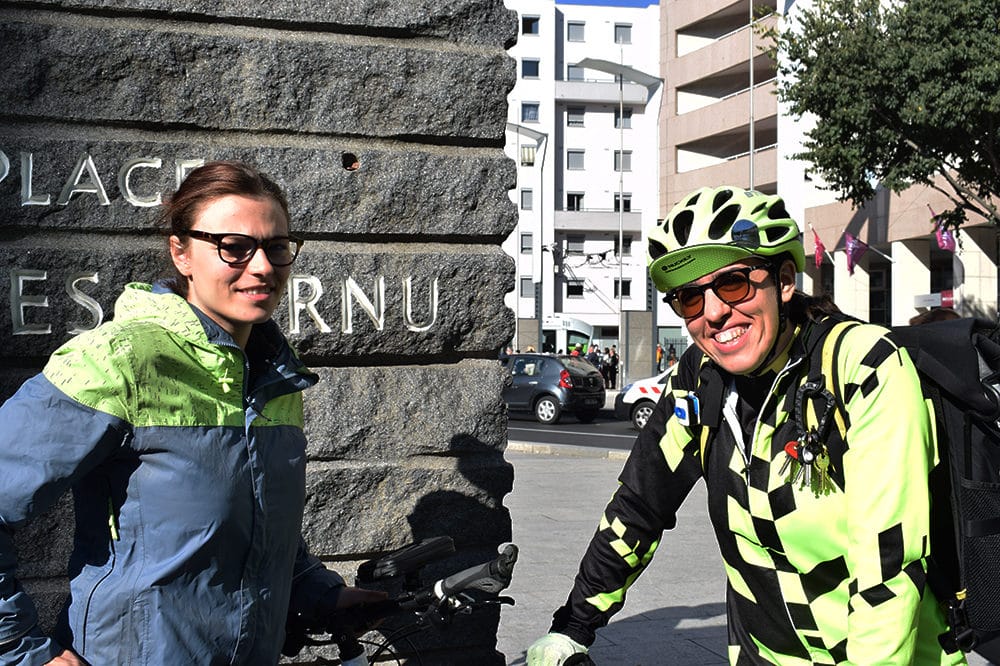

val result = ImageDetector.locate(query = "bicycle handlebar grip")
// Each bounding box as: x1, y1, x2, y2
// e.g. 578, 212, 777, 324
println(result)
435, 543, 518, 598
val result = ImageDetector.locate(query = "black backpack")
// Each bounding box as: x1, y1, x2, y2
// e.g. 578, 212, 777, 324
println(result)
799, 316, 1000, 655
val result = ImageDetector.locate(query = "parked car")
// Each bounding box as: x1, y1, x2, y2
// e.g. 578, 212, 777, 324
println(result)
502, 353, 606, 425
614, 366, 675, 430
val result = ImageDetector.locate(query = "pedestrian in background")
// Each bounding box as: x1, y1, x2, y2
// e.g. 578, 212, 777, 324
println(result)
0, 161, 384, 665
606, 346, 618, 389
655, 343, 664, 371
601, 347, 612, 387
528, 186, 961, 665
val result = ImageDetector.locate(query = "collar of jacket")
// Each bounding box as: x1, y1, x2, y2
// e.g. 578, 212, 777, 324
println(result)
127, 282, 319, 397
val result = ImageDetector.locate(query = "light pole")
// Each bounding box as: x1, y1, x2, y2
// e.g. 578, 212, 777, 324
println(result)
506, 122, 549, 352
575, 58, 661, 386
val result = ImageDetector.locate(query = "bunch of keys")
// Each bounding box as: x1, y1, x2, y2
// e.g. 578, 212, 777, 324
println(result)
779, 429, 832, 496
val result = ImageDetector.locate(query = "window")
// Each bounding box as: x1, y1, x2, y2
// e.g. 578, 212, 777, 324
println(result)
614, 150, 632, 172
613, 194, 632, 213
567, 106, 585, 127
566, 235, 585, 254
520, 232, 533, 253
520, 277, 535, 298
567, 21, 585, 42
614, 23, 632, 44
567, 280, 585, 298
567, 64, 585, 81
567, 149, 585, 170
613, 279, 632, 298
520, 145, 536, 166
521, 59, 540, 79
522, 16, 540, 34
614, 107, 632, 129
520, 189, 533, 211
566, 193, 584, 211
521, 102, 539, 123
613, 234, 633, 256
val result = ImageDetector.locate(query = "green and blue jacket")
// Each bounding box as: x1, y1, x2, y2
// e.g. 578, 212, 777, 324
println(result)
0, 282, 341, 664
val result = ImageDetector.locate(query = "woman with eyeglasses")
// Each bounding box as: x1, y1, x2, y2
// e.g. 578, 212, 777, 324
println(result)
0, 161, 383, 665
529, 186, 963, 665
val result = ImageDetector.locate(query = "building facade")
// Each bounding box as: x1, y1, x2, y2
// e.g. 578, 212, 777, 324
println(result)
661, 0, 998, 326
504, 0, 667, 381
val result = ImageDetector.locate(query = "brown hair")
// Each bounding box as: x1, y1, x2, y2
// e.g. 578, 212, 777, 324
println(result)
160, 160, 291, 296
909, 307, 960, 326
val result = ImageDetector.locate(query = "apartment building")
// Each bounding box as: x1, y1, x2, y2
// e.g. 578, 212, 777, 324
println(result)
661, 0, 998, 326
504, 0, 665, 380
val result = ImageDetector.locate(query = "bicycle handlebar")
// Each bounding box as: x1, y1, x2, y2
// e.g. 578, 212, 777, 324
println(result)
434, 542, 518, 598
285, 541, 519, 659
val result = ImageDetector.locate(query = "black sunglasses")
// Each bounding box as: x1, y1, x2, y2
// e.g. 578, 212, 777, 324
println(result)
666, 265, 770, 319
185, 230, 303, 267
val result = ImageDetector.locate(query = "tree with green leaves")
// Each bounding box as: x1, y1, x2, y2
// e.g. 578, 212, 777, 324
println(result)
769, 0, 1000, 229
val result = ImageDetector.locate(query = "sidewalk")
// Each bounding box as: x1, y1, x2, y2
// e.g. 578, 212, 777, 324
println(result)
498, 448, 728, 665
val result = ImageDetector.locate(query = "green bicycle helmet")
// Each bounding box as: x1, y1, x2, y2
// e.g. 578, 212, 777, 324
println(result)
647, 186, 805, 292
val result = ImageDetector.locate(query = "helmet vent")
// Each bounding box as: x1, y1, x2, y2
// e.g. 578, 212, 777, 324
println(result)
712, 189, 734, 211
708, 204, 740, 239
672, 210, 694, 245
685, 192, 702, 207
764, 227, 790, 243
767, 200, 790, 220
648, 238, 668, 260
750, 202, 768, 216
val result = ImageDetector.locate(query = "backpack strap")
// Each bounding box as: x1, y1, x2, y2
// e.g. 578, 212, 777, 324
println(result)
669, 345, 724, 470
799, 318, 860, 439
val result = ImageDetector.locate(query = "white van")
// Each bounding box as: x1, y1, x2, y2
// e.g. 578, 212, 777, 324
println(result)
613, 366, 675, 430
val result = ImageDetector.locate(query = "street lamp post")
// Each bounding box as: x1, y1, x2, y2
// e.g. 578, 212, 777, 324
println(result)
576, 58, 661, 386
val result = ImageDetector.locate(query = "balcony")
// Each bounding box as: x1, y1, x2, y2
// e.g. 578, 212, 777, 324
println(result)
671, 81, 776, 146
667, 145, 777, 205
670, 16, 777, 89
554, 208, 643, 232
555, 79, 650, 105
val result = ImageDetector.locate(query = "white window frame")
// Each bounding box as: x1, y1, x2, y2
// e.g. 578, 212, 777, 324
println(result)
522, 16, 540, 35
567, 21, 585, 42
520, 232, 533, 253
521, 58, 540, 79
614, 150, 632, 172
614, 278, 632, 298
521, 102, 540, 123
566, 280, 585, 298
520, 189, 533, 211
567, 106, 585, 127
520, 145, 536, 166
614, 194, 632, 214
566, 64, 585, 81
520, 277, 535, 298
567, 149, 585, 170
614, 23, 632, 45
614, 107, 632, 129
566, 234, 585, 254
566, 192, 584, 211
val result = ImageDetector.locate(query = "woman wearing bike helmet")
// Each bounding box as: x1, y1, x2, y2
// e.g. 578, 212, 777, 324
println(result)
529, 186, 963, 665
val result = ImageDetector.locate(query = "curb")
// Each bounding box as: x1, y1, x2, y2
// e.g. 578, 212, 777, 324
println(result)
506, 440, 630, 461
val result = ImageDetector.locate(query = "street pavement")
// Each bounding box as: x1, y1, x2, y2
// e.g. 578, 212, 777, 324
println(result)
498, 393, 993, 665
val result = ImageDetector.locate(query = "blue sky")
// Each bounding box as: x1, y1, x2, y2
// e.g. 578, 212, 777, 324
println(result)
557, 0, 657, 6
